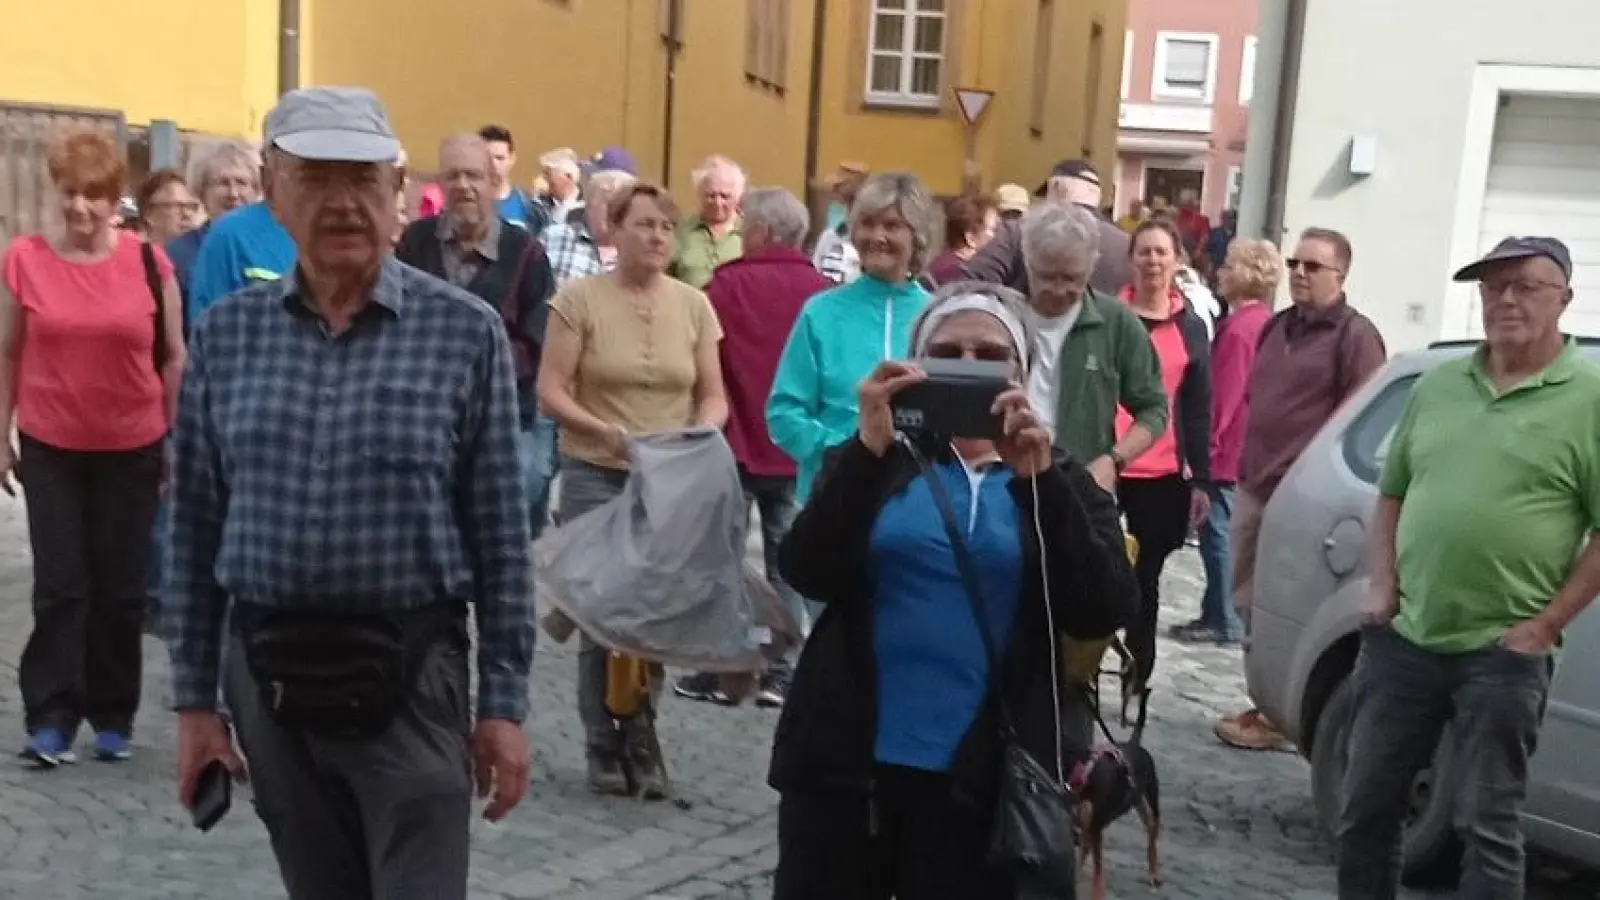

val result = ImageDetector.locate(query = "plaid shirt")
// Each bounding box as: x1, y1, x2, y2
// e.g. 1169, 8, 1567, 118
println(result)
165, 257, 535, 721
540, 221, 615, 286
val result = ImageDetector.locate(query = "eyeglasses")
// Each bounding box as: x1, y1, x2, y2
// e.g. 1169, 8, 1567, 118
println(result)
1479, 278, 1566, 301
147, 201, 201, 214
1286, 258, 1339, 275
924, 342, 1016, 363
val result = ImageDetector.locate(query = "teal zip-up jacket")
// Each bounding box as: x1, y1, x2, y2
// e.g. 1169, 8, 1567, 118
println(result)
767, 274, 931, 502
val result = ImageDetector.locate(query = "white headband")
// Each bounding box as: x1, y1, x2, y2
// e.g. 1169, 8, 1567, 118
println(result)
913, 293, 1031, 369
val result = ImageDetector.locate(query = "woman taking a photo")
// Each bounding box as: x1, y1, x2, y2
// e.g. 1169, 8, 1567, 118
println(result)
1, 129, 185, 767
769, 283, 1138, 899
538, 182, 728, 799
1117, 219, 1214, 700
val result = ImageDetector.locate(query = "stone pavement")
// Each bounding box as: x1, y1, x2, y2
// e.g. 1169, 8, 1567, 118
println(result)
0, 498, 1594, 899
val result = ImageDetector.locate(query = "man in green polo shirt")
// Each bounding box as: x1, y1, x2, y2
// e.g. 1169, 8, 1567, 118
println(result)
671, 155, 745, 289
1338, 236, 1600, 900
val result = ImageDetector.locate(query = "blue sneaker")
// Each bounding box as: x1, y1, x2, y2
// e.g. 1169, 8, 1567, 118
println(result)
21, 728, 77, 768
93, 732, 133, 762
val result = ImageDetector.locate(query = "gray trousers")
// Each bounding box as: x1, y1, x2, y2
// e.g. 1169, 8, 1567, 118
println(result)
225, 633, 474, 900
559, 457, 665, 754
1337, 624, 1551, 900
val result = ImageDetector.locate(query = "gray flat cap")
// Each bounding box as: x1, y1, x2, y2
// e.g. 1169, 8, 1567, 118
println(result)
264, 86, 402, 163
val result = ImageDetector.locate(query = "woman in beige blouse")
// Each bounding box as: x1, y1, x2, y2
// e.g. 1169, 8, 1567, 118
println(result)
538, 182, 728, 799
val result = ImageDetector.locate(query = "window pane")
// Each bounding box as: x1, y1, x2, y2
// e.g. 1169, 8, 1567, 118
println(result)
1342, 375, 1417, 484
873, 13, 905, 52
875, 0, 906, 9
914, 15, 943, 53
911, 57, 941, 95
870, 54, 904, 93
915, 0, 946, 11
1164, 39, 1211, 86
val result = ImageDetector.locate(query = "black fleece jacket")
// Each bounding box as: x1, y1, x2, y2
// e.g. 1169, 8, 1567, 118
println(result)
768, 435, 1139, 808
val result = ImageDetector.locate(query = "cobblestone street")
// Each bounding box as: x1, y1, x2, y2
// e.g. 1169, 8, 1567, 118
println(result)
0, 499, 1595, 899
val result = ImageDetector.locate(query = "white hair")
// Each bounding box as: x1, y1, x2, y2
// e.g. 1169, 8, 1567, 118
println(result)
1021, 202, 1102, 269
691, 155, 747, 193
186, 140, 260, 192
585, 168, 637, 203
539, 147, 581, 177
741, 187, 810, 248
849, 172, 941, 276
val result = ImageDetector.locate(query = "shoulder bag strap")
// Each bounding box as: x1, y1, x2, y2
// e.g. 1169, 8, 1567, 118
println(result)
141, 241, 168, 371
899, 437, 1017, 735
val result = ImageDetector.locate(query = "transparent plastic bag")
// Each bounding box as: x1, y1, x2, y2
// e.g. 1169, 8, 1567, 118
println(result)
535, 428, 800, 672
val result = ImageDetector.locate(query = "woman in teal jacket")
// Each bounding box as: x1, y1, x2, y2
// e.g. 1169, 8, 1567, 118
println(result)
767, 173, 939, 503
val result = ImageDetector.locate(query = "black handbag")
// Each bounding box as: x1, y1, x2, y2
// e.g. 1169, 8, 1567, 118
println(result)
904, 439, 1078, 897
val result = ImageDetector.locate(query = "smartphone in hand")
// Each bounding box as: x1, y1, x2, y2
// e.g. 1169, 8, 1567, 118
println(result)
191, 759, 232, 832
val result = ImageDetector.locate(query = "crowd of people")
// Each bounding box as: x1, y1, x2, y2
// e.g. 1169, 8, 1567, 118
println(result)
2, 81, 1597, 900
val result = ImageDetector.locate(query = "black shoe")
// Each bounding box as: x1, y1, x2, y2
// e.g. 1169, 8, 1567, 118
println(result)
673, 672, 731, 705
586, 751, 629, 796
756, 672, 787, 709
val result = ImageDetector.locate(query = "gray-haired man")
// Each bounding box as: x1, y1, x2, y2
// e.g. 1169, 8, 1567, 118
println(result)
167, 87, 534, 900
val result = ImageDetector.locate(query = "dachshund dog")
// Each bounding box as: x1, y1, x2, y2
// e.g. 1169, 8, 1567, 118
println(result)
1071, 688, 1161, 900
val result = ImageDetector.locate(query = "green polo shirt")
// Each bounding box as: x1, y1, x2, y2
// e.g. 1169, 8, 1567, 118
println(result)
671, 216, 742, 289
1384, 343, 1600, 653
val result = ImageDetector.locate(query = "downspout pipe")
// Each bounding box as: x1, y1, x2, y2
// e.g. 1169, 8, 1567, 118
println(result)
661, 0, 684, 189
802, 0, 830, 245
1236, 0, 1307, 243
278, 0, 301, 96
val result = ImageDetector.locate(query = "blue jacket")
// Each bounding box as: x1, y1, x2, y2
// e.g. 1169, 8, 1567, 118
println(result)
187, 203, 297, 326
766, 274, 930, 502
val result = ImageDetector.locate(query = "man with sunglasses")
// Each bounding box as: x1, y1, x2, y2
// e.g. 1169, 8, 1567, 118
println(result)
1215, 226, 1387, 751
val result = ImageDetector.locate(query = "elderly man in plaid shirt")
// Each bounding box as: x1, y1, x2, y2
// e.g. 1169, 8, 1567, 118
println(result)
165, 87, 533, 900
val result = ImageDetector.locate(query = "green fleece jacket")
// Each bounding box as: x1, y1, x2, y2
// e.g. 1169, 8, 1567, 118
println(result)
1051, 290, 1169, 465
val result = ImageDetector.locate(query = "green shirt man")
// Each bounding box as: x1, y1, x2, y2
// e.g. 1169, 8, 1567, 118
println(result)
1382, 342, 1600, 653
672, 215, 742, 289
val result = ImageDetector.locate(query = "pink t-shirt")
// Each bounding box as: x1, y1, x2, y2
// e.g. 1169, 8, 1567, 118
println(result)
2, 232, 171, 451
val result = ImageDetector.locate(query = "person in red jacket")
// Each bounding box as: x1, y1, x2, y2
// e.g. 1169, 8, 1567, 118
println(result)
673, 187, 834, 709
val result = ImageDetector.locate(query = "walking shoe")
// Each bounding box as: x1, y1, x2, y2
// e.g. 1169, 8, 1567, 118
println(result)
21, 728, 77, 768
586, 752, 629, 796
93, 732, 133, 762
672, 672, 731, 705
1169, 621, 1223, 644
756, 672, 787, 709
1214, 708, 1294, 751
629, 746, 669, 801
1167, 617, 1206, 638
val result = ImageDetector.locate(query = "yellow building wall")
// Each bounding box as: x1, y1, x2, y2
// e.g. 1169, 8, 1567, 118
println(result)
815, 0, 1126, 197
0, 0, 279, 136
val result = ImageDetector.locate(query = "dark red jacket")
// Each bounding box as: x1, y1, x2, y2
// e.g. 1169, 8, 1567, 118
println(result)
705, 246, 833, 477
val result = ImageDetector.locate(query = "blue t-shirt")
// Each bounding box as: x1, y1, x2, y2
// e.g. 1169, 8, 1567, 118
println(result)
498, 190, 547, 233
187, 202, 297, 325
871, 459, 1024, 772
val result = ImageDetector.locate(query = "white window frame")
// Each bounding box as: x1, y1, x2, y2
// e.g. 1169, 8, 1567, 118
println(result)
1121, 30, 1134, 100
1225, 165, 1243, 210
1239, 35, 1258, 106
1151, 31, 1220, 104
864, 0, 947, 109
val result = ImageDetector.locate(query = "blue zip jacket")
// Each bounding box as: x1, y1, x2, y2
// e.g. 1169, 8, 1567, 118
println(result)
766, 274, 930, 502
188, 203, 297, 326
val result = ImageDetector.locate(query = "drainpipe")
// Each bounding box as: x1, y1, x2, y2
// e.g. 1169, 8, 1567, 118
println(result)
278, 0, 301, 96
1236, 0, 1307, 243
661, 0, 685, 188
802, 0, 831, 243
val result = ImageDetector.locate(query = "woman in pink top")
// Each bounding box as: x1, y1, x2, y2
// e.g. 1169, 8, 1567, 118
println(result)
0, 130, 186, 767
1115, 219, 1214, 703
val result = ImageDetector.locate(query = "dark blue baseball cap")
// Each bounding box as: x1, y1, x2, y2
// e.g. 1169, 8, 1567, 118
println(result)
1452, 236, 1573, 282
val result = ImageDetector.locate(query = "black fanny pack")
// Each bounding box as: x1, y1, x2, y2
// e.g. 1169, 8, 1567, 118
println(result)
238, 603, 463, 740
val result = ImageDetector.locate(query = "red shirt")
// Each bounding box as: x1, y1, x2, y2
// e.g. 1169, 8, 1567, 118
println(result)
705, 246, 833, 477
2, 232, 170, 451
1116, 287, 1190, 479
1208, 301, 1272, 484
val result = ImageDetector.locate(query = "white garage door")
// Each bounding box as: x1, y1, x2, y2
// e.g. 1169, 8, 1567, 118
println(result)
1478, 94, 1600, 338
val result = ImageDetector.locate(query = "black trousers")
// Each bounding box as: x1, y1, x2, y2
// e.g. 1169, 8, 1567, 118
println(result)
18, 433, 162, 737
774, 764, 1015, 900
1118, 473, 1191, 688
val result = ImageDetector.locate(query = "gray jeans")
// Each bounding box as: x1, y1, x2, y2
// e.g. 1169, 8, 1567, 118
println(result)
559, 457, 665, 754
225, 632, 473, 900
1337, 624, 1551, 900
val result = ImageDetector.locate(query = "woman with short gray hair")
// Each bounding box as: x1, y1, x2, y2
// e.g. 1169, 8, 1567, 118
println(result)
768, 172, 936, 504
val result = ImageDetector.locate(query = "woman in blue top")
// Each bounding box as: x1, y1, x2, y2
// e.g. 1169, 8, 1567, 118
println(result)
767, 173, 938, 505
768, 284, 1140, 899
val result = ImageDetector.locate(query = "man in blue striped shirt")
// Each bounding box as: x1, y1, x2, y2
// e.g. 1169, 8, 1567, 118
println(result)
166, 86, 533, 900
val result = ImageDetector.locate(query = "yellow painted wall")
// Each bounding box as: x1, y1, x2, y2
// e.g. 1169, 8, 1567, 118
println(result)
0, 0, 279, 136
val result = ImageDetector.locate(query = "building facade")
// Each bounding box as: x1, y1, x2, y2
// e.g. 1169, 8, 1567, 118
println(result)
1, 0, 1127, 219
1245, 0, 1600, 351
1114, 0, 1257, 220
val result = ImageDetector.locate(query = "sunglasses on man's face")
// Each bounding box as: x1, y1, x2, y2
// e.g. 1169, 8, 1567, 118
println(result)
924, 342, 1016, 363
1286, 258, 1337, 275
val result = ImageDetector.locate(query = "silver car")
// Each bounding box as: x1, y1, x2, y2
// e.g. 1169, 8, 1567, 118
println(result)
1244, 339, 1600, 884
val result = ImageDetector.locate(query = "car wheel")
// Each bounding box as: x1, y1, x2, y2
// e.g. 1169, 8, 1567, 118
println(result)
1309, 677, 1462, 886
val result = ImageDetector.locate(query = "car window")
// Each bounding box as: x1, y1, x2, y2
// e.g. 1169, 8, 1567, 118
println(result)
1343, 374, 1420, 484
